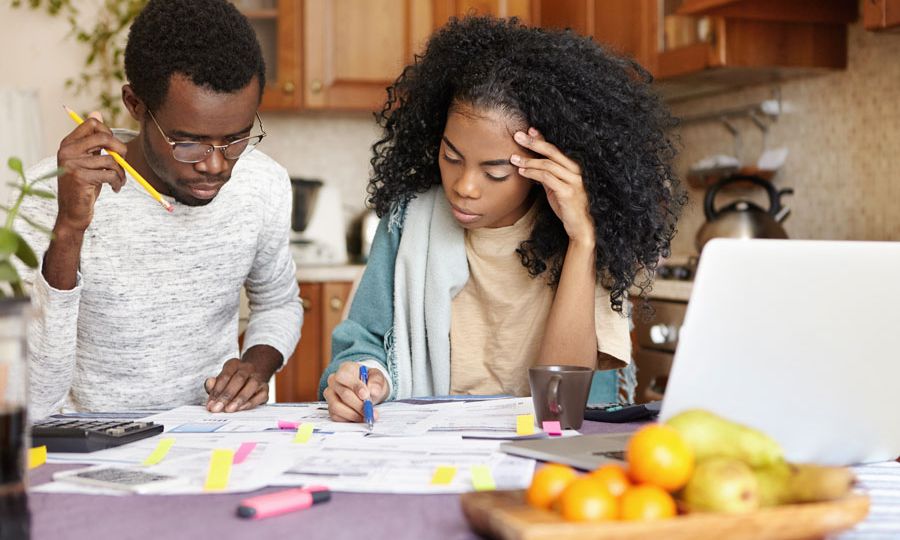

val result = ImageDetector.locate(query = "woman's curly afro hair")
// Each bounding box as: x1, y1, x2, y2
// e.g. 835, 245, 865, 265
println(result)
369, 17, 686, 312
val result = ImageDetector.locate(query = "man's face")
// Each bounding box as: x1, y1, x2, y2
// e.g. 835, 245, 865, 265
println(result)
141, 74, 261, 206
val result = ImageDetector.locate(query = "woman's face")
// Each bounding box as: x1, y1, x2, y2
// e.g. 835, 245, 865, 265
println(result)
439, 103, 535, 229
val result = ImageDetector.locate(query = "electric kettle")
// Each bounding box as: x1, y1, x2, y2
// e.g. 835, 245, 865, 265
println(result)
695, 175, 794, 253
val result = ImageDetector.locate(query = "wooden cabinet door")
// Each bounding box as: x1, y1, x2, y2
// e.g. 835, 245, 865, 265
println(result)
433, 0, 537, 26
864, 0, 900, 30
538, 0, 657, 73
240, 0, 303, 111
303, 0, 435, 110
275, 282, 322, 402
275, 280, 354, 403
321, 281, 354, 373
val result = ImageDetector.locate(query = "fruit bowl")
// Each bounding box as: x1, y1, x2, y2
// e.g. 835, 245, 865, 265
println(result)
461, 489, 869, 540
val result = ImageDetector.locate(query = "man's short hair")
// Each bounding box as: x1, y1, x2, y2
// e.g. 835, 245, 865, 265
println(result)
124, 0, 266, 109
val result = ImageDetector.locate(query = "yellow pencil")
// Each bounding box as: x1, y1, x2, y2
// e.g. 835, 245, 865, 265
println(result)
63, 106, 173, 213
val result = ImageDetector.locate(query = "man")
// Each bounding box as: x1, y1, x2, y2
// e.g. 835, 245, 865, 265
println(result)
19, 0, 302, 418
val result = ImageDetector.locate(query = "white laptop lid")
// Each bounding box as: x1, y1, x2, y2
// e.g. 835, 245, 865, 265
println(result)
659, 239, 900, 465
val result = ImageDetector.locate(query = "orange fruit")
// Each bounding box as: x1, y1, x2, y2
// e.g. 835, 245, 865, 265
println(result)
626, 424, 694, 492
526, 463, 578, 509
557, 477, 619, 522
620, 484, 678, 521
589, 463, 631, 497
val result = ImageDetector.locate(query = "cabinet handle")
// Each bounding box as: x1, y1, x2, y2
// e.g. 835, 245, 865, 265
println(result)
310, 79, 323, 93
301, 297, 312, 310
282, 81, 296, 94
329, 297, 344, 311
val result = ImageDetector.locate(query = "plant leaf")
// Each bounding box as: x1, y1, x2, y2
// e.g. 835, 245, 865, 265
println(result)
28, 189, 56, 199
0, 260, 21, 285
17, 213, 53, 235
12, 231, 38, 268
32, 167, 65, 182
0, 229, 19, 257
7, 157, 24, 176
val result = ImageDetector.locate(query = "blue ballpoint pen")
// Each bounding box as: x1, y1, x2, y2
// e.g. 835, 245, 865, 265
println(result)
359, 365, 375, 431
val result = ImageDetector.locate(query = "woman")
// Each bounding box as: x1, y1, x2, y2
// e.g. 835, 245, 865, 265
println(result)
321, 17, 685, 422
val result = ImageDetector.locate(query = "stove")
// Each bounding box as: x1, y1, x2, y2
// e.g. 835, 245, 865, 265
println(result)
631, 257, 697, 403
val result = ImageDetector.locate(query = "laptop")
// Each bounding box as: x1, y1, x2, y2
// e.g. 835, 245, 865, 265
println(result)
503, 239, 900, 467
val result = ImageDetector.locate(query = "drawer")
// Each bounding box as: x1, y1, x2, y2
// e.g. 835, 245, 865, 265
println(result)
633, 348, 674, 404
632, 299, 687, 352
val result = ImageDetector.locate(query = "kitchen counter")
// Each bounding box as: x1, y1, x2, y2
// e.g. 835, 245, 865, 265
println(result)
637, 279, 693, 302
296, 264, 365, 283
647, 279, 693, 302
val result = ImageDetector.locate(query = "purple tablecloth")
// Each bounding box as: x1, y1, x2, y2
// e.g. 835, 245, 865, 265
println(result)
28, 420, 645, 540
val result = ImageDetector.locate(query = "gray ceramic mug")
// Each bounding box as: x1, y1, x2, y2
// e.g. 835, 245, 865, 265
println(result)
528, 365, 594, 430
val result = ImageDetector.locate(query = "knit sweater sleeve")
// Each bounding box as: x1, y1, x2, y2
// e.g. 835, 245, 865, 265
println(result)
319, 212, 401, 398
241, 166, 303, 363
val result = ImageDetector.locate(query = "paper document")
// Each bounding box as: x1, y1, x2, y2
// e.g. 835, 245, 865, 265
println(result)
36, 398, 549, 496
142, 403, 442, 436
272, 433, 535, 494
37, 431, 300, 495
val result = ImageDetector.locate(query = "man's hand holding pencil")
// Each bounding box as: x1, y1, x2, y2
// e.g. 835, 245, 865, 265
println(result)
55, 111, 128, 233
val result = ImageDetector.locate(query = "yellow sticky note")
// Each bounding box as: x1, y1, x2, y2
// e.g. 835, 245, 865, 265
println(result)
470, 465, 496, 491
142, 437, 175, 466
516, 414, 535, 436
293, 423, 314, 443
204, 448, 235, 491
28, 446, 47, 470
431, 466, 456, 485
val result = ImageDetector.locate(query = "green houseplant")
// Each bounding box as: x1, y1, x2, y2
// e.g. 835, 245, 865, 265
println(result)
0, 156, 59, 538
11, 0, 148, 125
1, 157, 60, 297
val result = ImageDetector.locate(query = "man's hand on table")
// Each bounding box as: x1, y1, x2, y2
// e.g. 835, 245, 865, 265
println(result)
205, 345, 283, 413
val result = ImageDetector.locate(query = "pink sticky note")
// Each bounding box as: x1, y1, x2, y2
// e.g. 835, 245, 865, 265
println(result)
542, 421, 562, 436
233, 442, 257, 465
278, 420, 300, 430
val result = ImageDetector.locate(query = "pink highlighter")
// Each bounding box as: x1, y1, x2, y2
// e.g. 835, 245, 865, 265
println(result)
237, 486, 331, 519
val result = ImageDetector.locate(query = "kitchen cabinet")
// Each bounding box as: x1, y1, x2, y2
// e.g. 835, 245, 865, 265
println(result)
304, 0, 537, 110
539, 0, 657, 73
302, 0, 436, 110
238, 0, 304, 111
433, 0, 538, 26
241, 0, 538, 112
864, 0, 900, 30
275, 280, 353, 402
540, 0, 857, 101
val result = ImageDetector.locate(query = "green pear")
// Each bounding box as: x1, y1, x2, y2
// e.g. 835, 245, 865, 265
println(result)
682, 457, 760, 513
752, 461, 792, 507
666, 409, 783, 468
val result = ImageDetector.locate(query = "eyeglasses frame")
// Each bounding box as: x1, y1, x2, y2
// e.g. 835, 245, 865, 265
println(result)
146, 108, 266, 164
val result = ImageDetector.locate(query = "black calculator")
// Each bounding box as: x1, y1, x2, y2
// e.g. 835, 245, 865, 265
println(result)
32, 419, 165, 453
584, 400, 662, 423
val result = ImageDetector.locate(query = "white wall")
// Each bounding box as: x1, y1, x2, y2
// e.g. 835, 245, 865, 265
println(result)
0, 3, 378, 221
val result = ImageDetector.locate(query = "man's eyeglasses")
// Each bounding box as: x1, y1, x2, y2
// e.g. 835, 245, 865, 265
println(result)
147, 109, 266, 164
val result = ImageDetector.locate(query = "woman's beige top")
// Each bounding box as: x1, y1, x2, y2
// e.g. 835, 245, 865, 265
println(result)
449, 205, 631, 396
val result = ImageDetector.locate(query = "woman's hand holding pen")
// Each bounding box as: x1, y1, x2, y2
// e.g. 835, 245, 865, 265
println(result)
56, 111, 128, 234
510, 128, 595, 248
324, 362, 388, 422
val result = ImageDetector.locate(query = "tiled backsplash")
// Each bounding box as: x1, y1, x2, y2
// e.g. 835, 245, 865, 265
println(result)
668, 22, 900, 256
258, 111, 380, 223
